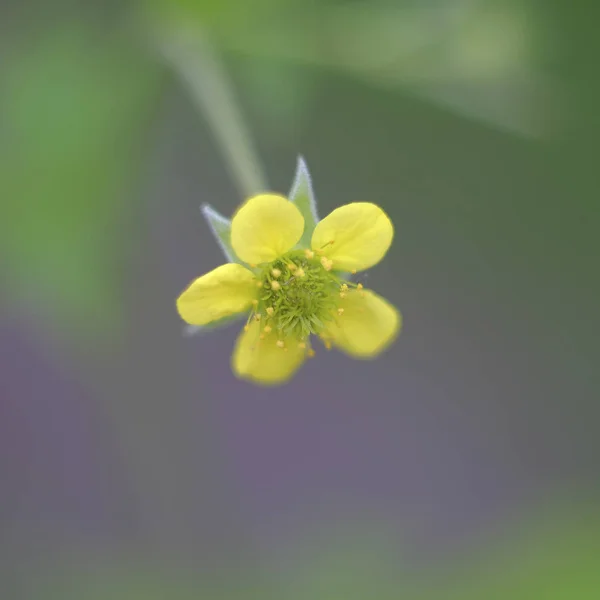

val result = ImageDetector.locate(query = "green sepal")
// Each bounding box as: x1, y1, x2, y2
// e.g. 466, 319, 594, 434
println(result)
200, 203, 240, 264
289, 156, 319, 248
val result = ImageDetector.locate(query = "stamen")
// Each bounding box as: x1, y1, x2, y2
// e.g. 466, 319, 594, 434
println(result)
252, 299, 259, 307
276, 340, 285, 349
307, 349, 316, 358
337, 308, 344, 315
259, 334, 265, 340
357, 283, 363, 290
255, 248, 348, 340
351, 269, 357, 275
256, 281, 263, 288
254, 313, 262, 321
298, 342, 306, 349
244, 310, 255, 332
263, 325, 272, 333
320, 257, 333, 271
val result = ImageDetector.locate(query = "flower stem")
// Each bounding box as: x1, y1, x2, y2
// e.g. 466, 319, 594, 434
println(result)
161, 29, 267, 198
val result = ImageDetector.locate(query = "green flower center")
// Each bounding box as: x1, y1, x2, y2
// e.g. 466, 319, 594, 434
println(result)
258, 250, 341, 339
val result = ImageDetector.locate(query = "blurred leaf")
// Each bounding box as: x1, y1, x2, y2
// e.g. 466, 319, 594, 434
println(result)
272, 518, 402, 600
269, 501, 600, 600
288, 156, 319, 248
230, 56, 317, 141
0, 25, 163, 339
142, 0, 288, 34
21, 554, 270, 600
414, 501, 600, 600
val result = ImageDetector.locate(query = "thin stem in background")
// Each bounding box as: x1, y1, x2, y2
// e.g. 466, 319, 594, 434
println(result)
161, 30, 268, 199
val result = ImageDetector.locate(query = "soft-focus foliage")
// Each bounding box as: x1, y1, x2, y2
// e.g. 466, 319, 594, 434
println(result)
0, 25, 162, 336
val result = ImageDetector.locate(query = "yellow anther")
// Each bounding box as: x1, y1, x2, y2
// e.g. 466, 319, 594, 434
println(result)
271, 280, 281, 291
252, 299, 258, 307
250, 263, 257, 268
357, 283, 363, 290
324, 340, 332, 350
304, 249, 314, 259
266, 307, 274, 316
340, 284, 349, 292
244, 325, 250, 332
276, 340, 285, 349
316, 248, 324, 256
263, 325, 272, 334
256, 281, 263, 288
298, 342, 307, 350
259, 334, 265, 340
339, 292, 347, 299
271, 268, 281, 278
321, 257, 333, 270
307, 349, 316, 358
351, 269, 357, 275
337, 308, 344, 316
295, 267, 306, 278
254, 313, 262, 321
288, 262, 297, 271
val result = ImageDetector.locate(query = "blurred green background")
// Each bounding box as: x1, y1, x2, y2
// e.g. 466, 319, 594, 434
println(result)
1, 0, 598, 598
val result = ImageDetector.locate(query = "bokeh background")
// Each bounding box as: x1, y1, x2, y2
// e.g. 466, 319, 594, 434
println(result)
1, 0, 599, 598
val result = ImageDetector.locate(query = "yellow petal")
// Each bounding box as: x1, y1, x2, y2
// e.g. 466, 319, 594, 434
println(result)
232, 321, 305, 385
176, 263, 257, 326
322, 289, 400, 357
231, 194, 305, 265
311, 202, 393, 271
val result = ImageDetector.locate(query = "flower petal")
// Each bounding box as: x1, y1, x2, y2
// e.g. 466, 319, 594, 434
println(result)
231, 194, 305, 264
176, 263, 257, 326
311, 203, 393, 272
232, 321, 305, 385
322, 289, 400, 357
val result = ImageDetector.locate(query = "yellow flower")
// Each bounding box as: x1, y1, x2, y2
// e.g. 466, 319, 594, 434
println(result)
176, 194, 401, 385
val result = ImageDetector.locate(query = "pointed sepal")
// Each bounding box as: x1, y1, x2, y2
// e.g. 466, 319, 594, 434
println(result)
200, 203, 240, 264
288, 156, 319, 248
